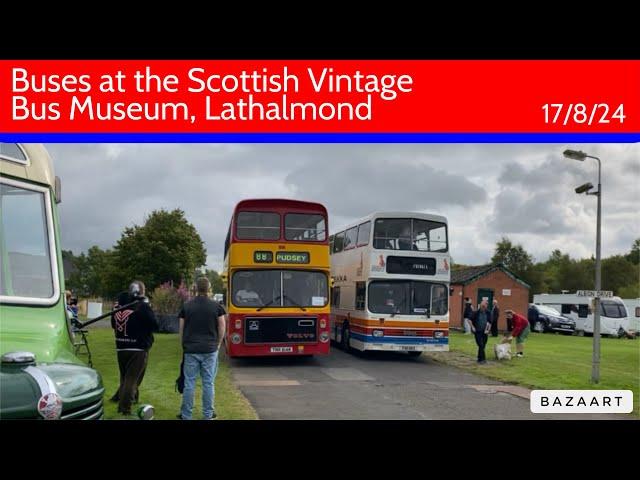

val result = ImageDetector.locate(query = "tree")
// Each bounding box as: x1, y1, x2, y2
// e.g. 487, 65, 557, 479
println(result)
626, 238, 640, 265
112, 209, 207, 293
63, 246, 120, 298
618, 284, 640, 298
491, 237, 534, 277
491, 237, 544, 299
601, 255, 639, 295
556, 257, 594, 292
206, 269, 224, 294
540, 249, 566, 293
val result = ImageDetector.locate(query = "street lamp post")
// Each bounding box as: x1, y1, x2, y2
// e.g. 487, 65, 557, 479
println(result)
563, 149, 602, 384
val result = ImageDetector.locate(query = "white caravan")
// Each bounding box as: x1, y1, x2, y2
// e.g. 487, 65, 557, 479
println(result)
533, 293, 629, 337
622, 298, 640, 333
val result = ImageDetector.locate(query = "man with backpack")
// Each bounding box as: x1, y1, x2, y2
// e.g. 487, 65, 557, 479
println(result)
177, 276, 227, 420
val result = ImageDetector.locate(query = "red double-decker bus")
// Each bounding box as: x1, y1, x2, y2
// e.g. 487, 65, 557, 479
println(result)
222, 199, 331, 357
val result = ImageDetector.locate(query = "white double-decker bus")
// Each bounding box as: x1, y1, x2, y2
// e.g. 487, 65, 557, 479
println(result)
329, 212, 450, 357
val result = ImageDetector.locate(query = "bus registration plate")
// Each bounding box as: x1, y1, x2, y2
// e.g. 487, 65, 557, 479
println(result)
400, 345, 417, 351
271, 347, 293, 353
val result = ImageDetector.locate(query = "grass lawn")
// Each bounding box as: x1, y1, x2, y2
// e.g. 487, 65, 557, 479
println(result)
427, 331, 640, 416
82, 328, 258, 420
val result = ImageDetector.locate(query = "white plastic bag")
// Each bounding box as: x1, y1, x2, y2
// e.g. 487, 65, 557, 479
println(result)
494, 343, 511, 360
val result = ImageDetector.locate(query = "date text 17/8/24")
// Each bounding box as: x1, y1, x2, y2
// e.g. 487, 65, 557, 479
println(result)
542, 103, 625, 126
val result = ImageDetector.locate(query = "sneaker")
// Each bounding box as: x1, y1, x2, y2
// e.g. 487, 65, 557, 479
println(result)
176, 414, 187, 420
204, 412, 218, 420
109, 394, 119, 403
516, 352, 524, 357
477, 360, 487, 364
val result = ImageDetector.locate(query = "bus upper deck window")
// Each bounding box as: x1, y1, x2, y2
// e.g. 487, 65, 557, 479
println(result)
236, 212, 280, 240
285, 213, 326, 241
373, 218, 447, 252
413, 219, 447, 252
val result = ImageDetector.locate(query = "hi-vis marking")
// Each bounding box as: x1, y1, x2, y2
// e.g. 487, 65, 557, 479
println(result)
115, 309, 133, 337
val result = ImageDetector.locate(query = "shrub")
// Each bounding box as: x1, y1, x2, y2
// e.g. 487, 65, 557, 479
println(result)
152, 281, 190, 315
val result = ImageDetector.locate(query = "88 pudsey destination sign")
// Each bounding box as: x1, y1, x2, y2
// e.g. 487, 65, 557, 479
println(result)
276, 252, 310, 264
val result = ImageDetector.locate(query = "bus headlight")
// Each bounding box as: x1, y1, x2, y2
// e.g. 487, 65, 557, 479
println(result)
234, 319, 242, 330
231, 333, 242, 344
434, 331, 444, 339
320, 331, 330, 343
373, 330, 384, 337
320, 319, 327, 328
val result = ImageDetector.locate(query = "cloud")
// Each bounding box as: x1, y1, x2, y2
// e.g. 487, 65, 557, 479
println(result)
285, 156, 487, 221
41, 143, 639, 273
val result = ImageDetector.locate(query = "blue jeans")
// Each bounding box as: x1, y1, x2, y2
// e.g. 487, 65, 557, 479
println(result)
180, 351, 219, 419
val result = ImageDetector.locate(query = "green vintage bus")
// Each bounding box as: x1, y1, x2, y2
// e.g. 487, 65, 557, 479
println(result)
1, 143, 105, 420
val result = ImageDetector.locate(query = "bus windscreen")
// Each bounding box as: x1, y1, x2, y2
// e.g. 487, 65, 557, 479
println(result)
232, 270, 328, 308
368, 280, 448, 316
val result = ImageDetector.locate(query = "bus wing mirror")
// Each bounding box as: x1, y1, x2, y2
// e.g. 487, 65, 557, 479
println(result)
54, 176, 62, 204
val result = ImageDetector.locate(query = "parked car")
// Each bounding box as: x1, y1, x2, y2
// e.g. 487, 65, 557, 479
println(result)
527, 304, 576, 335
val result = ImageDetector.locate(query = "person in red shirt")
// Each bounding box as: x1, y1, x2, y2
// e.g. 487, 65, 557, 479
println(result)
503, 310, 530, 357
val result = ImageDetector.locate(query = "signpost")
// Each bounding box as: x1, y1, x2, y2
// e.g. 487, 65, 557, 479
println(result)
576, 290, 613, 298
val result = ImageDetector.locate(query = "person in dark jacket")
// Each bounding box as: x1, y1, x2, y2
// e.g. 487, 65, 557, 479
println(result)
471, 299, 492, 364
490, 299, 500, 337
463, 298, 474, 334
110, 280, 158, 416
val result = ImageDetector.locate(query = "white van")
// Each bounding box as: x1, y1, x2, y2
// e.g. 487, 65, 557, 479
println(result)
533, 293, 629, 337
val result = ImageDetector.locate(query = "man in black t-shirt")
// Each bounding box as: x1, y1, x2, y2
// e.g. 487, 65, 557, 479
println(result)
177, 276, 227, 420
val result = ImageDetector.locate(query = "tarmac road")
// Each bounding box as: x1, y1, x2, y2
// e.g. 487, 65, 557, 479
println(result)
228, 346, 628, 420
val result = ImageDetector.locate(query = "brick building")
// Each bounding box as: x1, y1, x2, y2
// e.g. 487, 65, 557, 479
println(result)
449, 264, 530, 332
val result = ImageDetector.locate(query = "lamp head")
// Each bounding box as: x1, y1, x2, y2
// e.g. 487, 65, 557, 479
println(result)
575, 182, 594, 194
564, 149, 588, 161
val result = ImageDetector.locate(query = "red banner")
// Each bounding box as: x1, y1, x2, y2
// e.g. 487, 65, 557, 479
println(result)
0, 60, 638, 133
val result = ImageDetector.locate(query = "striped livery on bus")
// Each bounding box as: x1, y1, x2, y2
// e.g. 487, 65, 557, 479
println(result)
222, 199, 331, 357
329, 212, 450, 356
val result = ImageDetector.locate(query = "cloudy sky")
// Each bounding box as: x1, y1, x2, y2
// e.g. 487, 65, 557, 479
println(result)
46, 143, 639, 272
